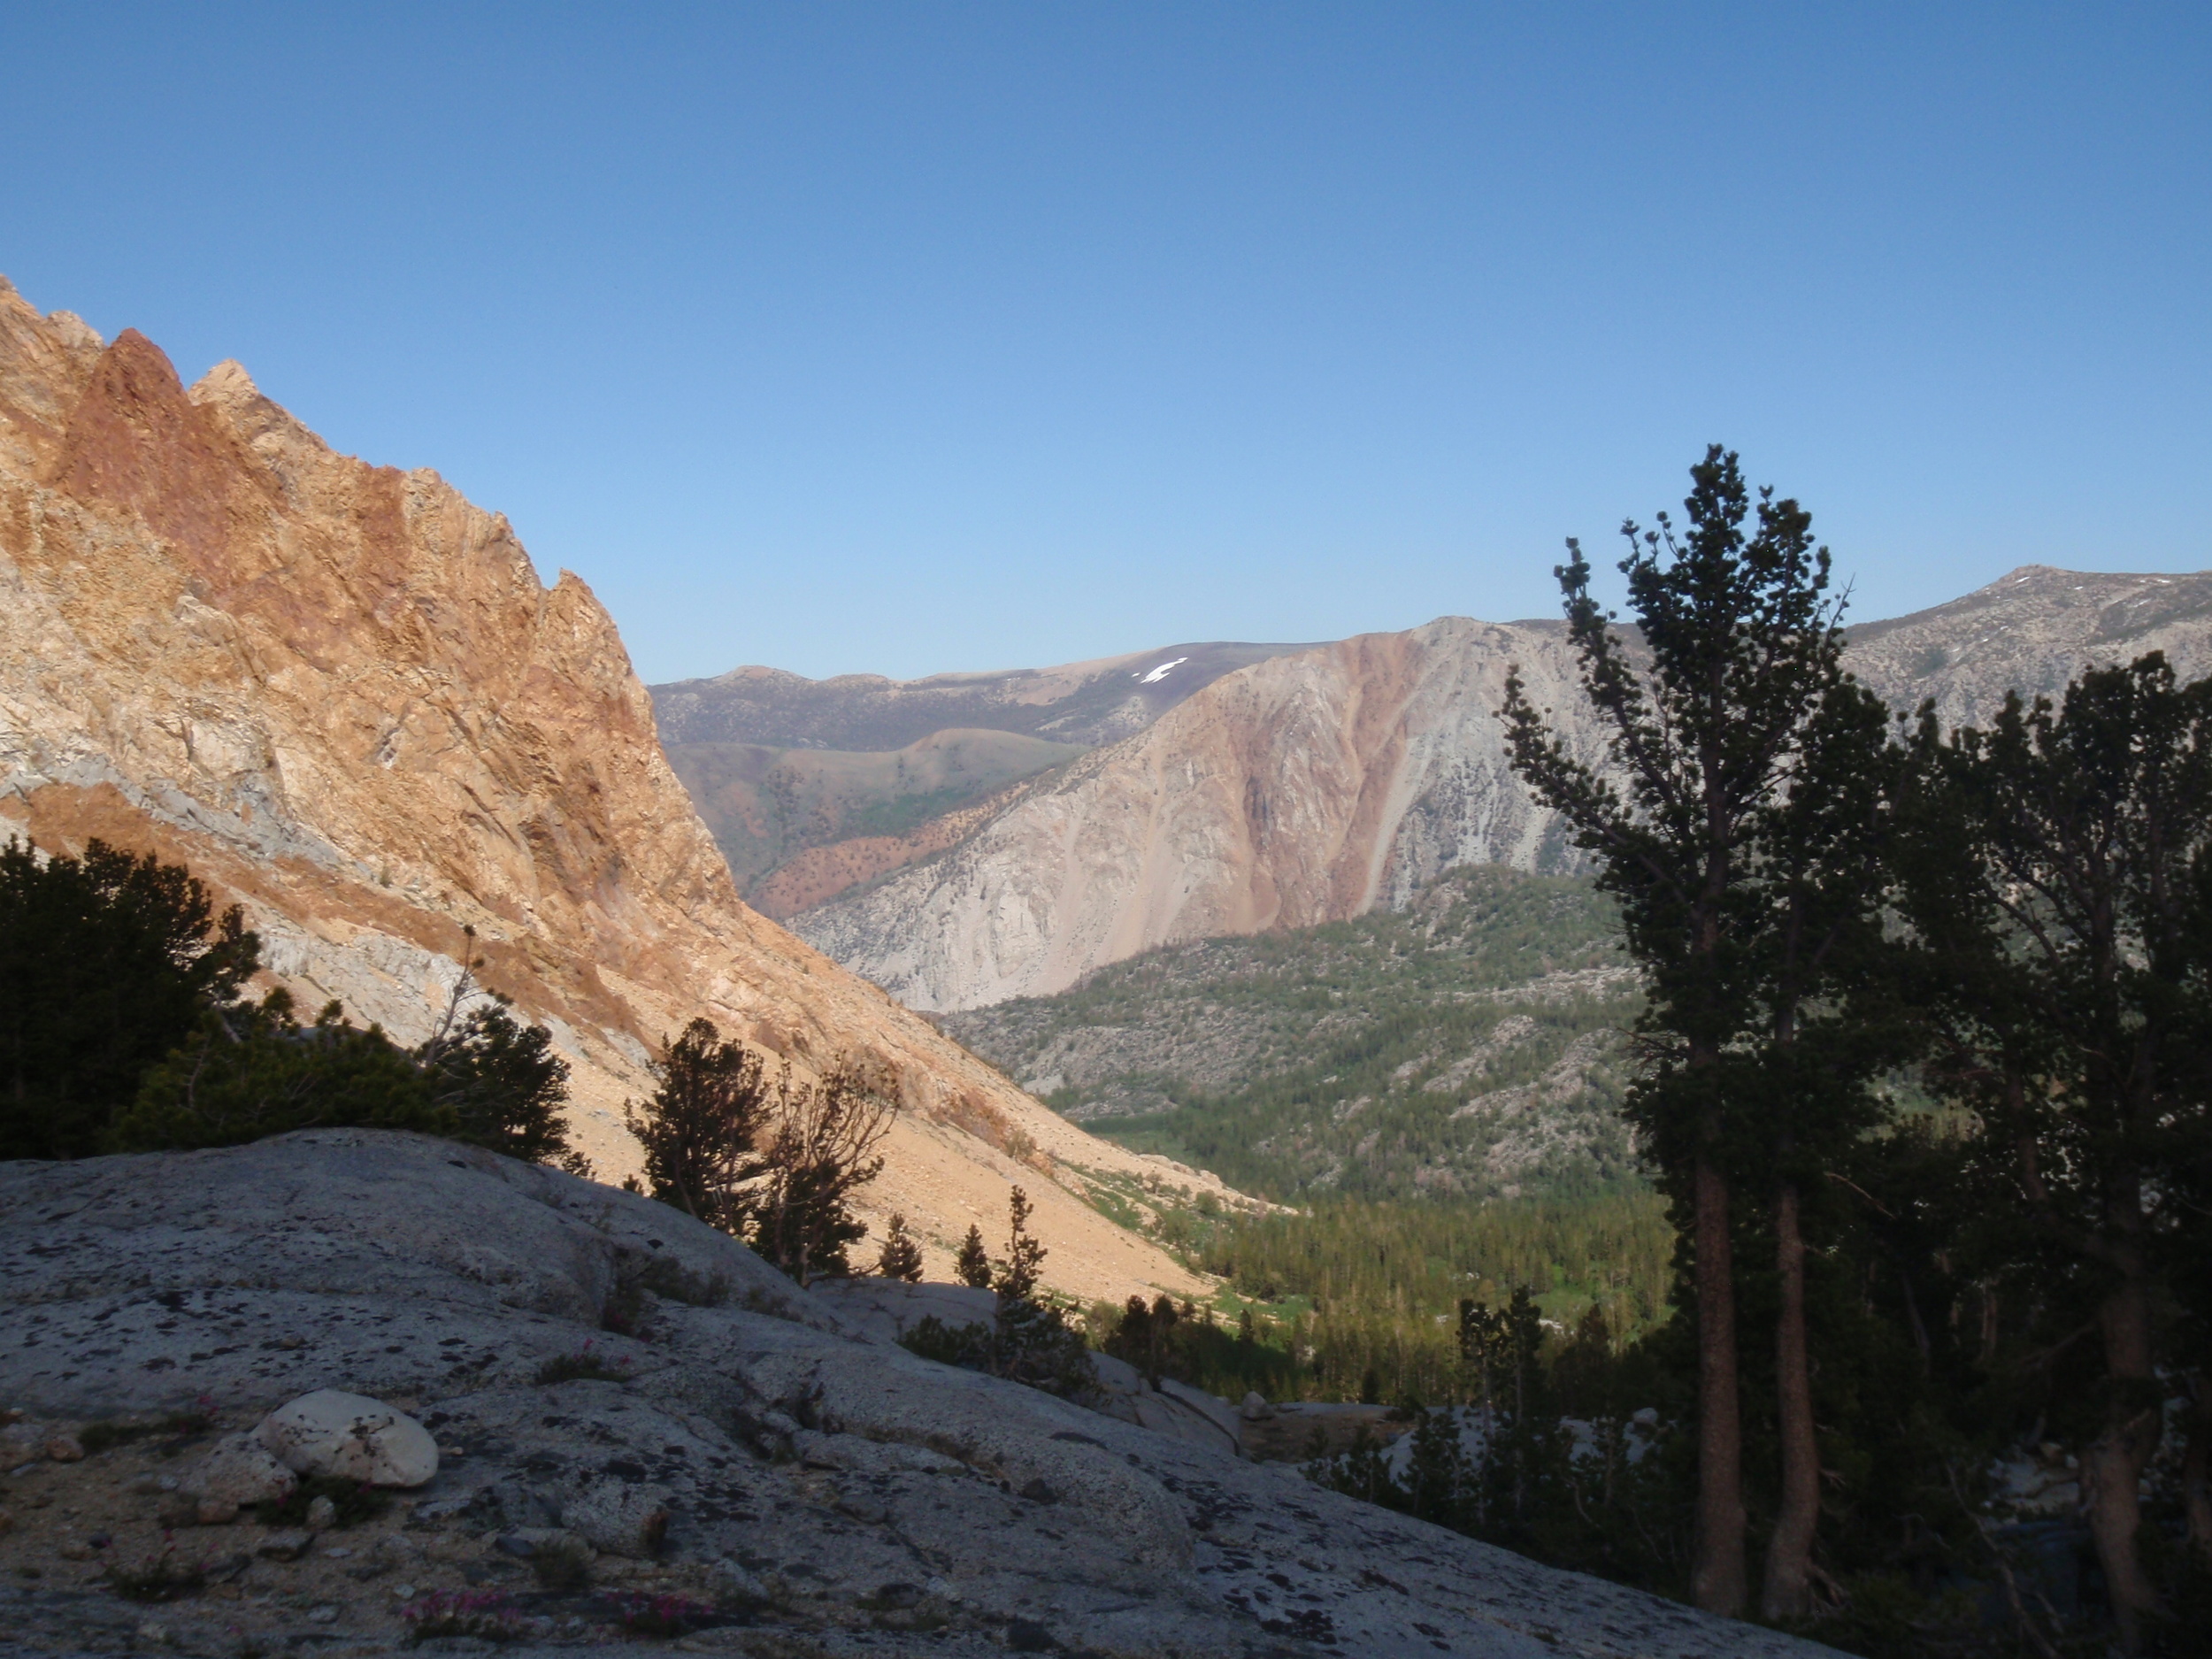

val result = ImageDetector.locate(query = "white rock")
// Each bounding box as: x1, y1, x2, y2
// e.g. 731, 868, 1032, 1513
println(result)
188, 1432, 298, 1507
257, 1391, 439, 1487
1239, 1391, 1276, 1421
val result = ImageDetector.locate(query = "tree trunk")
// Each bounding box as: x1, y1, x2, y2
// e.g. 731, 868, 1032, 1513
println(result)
1761, 1180, 1820, 1621
2083, 1265, 2165, 1653
1691, 1152, 1747, 1617
2183, 1371, 2212, 1568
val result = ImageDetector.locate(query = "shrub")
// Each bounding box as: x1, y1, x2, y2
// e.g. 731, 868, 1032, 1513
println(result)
633, 1256, 730, 1306
256, 1473, 387, 1529
897, 1314, 992, 1370
104, 1546, 209, 1602
76, 1414, 209, 1455
598, 1591, 718, 1638
0, 858, 588, 1165
0, 836, 259, 1159
599, 1253, 732, 1336
110, 992, 452, 1152
530, 1535, 593, 1592
401, 1589, 528, 1644
109, 965, 581, 1166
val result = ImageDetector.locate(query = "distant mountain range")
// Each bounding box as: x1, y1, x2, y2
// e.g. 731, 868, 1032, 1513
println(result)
649, 641, 1317, 917
653, 640, 1320, 751
654, 566, 2212, 1011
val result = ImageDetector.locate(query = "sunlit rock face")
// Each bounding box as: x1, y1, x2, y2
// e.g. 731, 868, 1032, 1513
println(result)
0, 275, 1235, 1303
796, 570, 2212, 1012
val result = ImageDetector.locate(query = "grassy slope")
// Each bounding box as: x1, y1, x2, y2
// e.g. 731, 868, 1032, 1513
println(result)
941, 864, 1645, 1204
941, 865, 1678, 1402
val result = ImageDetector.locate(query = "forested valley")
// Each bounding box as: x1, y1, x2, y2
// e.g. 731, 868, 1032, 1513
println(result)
984, 454, 2212, 1658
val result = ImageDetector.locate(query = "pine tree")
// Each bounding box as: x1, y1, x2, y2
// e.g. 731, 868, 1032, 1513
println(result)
424, 1000, 578, 1166
1402, 1400, 1476, 1532
955, 1223, 993, 1288
875, 1212, 925, 1281
0, 836, 260, 1159
1502, 446, 1890, 1616
984, 1185, 1093, 1394
413, 927, 580, 1168
749, 1058, 897, 1285
625, 1019, 772, 1233
1893, 654, 2212, 1651
995, 1185, 1046, 1299
1108, 1294, 1158, 1378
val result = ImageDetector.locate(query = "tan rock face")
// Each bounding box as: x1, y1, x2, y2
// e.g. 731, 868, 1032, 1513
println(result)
797, 572, 2212, 1011
0, 275, 1230, 1302
795, 617, 1609, 1009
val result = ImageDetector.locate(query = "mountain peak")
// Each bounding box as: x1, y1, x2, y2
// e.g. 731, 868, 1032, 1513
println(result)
0, 288, 1231, 1302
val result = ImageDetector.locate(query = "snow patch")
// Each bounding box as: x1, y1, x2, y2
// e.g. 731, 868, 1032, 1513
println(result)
1135, 657, 1189, 685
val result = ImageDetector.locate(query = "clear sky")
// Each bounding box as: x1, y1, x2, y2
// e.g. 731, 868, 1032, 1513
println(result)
4, 4, 2207, 683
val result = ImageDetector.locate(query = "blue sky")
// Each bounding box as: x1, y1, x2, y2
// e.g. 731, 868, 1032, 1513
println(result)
4, 4, 2207, 682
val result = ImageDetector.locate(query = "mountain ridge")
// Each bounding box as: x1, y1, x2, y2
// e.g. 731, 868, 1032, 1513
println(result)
782, 566, 2212, 1010
0, 274, 1235, 1302
653, 639, 1320, 750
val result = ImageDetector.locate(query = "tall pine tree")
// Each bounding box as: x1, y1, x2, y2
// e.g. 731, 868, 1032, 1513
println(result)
1502, 447, 1886, 1616
1893, 654, 2212, 1652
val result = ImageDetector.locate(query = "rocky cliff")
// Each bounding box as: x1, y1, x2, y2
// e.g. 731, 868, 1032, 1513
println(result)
795, 569, 2212, 1010
0, 275, 1235, 1301
651, 643, 1322, 913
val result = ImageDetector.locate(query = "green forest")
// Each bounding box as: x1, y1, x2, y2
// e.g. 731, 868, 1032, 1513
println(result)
1110, 1191, 1676, 1409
